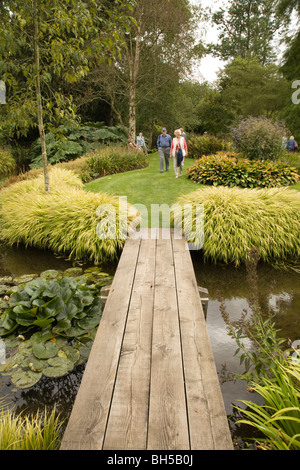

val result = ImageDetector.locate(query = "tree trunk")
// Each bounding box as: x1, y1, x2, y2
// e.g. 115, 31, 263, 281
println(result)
34, 11, 49, 192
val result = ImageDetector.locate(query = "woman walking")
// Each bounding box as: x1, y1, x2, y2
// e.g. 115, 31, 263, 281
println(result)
170, 129, 188, 178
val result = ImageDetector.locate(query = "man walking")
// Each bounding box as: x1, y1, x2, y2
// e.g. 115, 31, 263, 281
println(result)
157, 127, 172, 172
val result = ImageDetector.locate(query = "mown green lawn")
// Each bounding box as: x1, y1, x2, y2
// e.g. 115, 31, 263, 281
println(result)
85, 152, 300, 225
85, 153, 200, 210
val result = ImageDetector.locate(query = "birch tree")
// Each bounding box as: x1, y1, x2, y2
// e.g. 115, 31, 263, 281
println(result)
0, 0, 135, 191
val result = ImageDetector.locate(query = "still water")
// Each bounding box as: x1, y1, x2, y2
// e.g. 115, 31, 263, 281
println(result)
0, 242, 299, 447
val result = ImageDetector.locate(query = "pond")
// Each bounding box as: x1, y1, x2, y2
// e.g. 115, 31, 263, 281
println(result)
0, 241, 299, 448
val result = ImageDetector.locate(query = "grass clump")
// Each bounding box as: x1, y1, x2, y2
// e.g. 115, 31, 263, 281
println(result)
0, 401, 64, 450
173, 186, 300, 265
188, 134, 232, 159
0, 168, 139, 263
87, 146, 148, 177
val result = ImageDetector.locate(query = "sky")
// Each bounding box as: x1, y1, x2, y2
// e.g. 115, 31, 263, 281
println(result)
190, 0, 298, 84
189, 0, 226, 83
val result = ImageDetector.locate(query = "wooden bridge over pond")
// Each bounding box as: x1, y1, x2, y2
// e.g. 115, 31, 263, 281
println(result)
60, 229, 233, 450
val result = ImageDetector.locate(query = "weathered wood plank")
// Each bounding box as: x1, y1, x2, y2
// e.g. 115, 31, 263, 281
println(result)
172, 235, 233, 450
103, 237, 156, 450
147, 237, 190, 450
60, 238, 141, 450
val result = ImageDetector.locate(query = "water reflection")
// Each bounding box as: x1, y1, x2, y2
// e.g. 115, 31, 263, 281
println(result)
0, 242, 299, 447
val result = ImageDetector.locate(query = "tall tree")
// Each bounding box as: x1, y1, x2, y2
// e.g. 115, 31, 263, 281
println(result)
0, 0, 134, 191
209, 0, 284, 65
75, 0, 202, 141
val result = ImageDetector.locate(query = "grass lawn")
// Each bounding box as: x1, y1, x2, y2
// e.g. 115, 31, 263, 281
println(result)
85, 153, 200, 222
85, 152, 300, 225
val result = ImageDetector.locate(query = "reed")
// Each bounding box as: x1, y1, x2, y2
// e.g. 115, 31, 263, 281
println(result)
236, 358, 300, 450
0, 400, 64, 450
173, 186, 300, 265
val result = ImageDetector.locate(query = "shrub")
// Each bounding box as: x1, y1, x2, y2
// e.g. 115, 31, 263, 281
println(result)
29, 123, 128, 168
0, 147, 16, 180
0, 168, 140, 263
187, 135, 232, 159
88, 146, 148, 176
231, 116, 288, 161
172, 186, 300, 265
186, 153, 299, 188
278, 151, 300, 171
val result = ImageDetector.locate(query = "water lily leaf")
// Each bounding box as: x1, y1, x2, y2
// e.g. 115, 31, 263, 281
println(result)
63, 267, 83, 277
0, 285, 10, 295
40, 270, 61, 280
38, 297, 65, 319
52, 318, 71, 333
42, 282, 61, 299
43, 357, 74, 377
59, 345, 80, 363
13, 274, 37, 285
32, 335, 62, 359
77, 315, 100, 330
33, 317, 55, 328
11, 369, 42, 388
0, 276, 13, 284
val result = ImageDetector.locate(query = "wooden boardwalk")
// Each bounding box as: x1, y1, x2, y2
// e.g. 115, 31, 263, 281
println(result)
60, 229, 233, 450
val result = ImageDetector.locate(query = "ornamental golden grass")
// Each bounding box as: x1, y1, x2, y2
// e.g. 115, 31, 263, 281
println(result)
173, 186, 300, 265
0, 400, 63, 450
0, 168, 139, 263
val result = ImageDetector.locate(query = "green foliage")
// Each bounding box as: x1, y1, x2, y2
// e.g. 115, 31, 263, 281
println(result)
231, 116, 288, 160
0, 267, 113, 388
219, 58, 290, 119
219, 250, 300, 450
0, 168, 140, 263
187, 135, 232, 159
209, 0, 282, 64
236, 359, 300, 450
0, 148, 16, 180
0, 401, 64, 450
88, 146, 148, 176
186, 153, 299, 188
172, 186, 300, 265
29, 123, 128, 168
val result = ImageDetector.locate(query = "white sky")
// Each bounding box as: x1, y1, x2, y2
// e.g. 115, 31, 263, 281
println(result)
190, 0, 298, 84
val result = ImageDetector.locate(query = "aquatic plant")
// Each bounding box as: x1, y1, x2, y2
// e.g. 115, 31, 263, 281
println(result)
236, 358, 300, 450
0, 399, 64, 450
173, 186, 300, 265
219, 248, 300, 450
0, 267, 112, 388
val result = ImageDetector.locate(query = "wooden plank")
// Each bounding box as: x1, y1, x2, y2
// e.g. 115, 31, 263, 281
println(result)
172, 235, 233, 450
103, 237, 156, 450
60, 238, 141, 450
147, 237, 190, 450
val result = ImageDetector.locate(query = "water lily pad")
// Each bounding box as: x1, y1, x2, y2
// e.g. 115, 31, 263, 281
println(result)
0, 276, 13, 285
40, 270, 61, 280
59, 345, 80, 363
11, 369, 42, 388
63, 267, 83, 277
32, 333, 66, 359
43, 356, 74, 377
13, 274, 38, 285
0, 285, 10, 295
